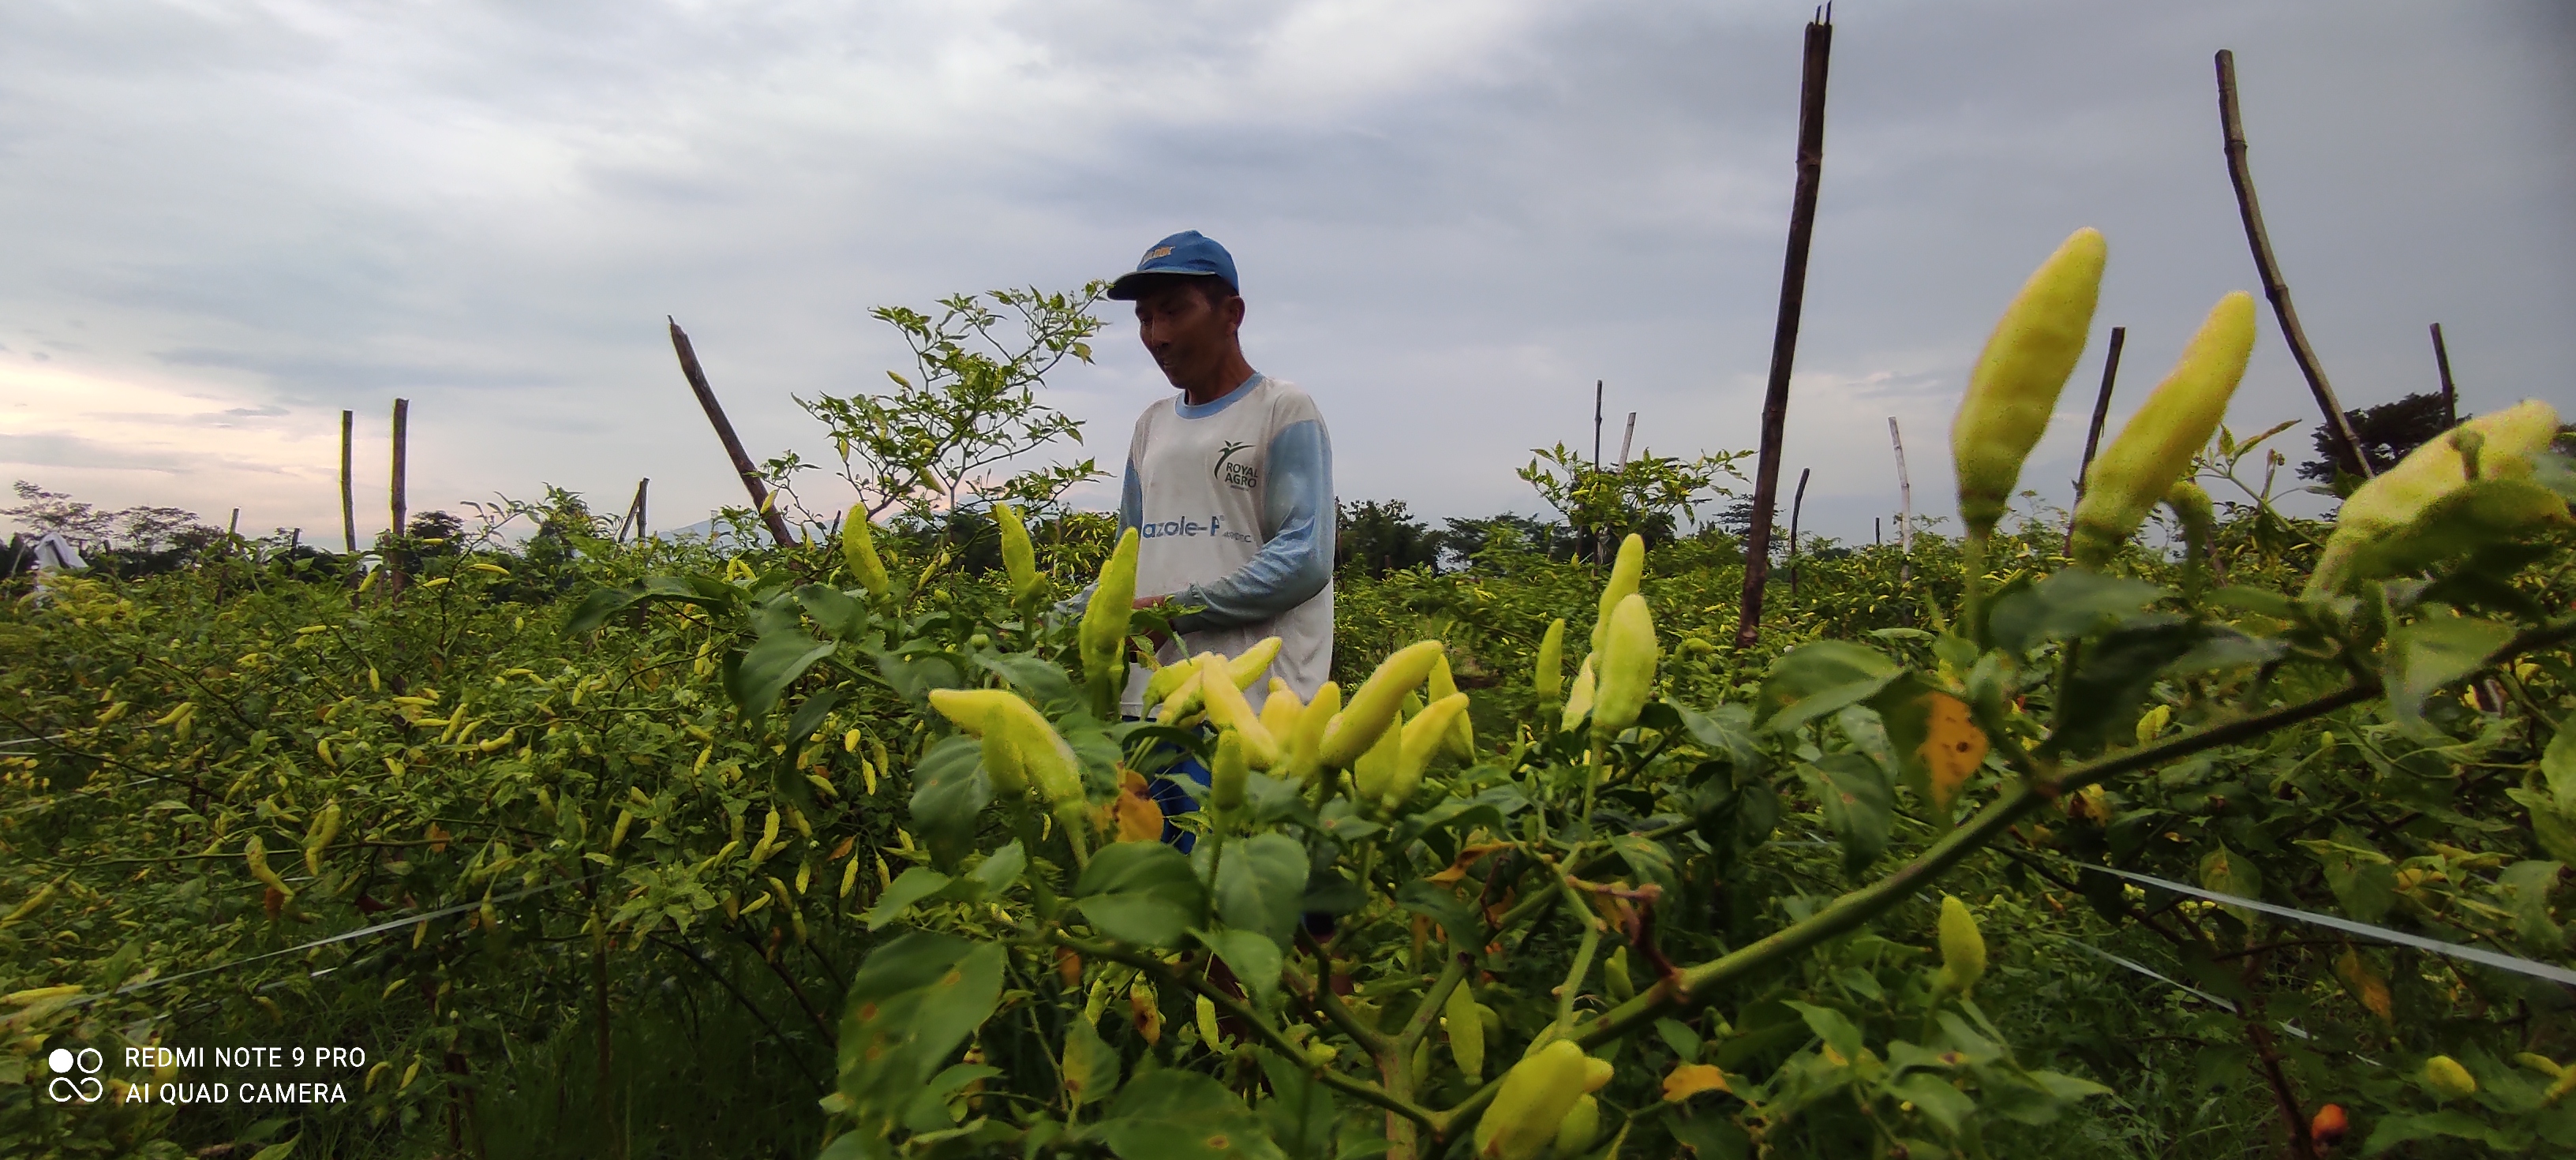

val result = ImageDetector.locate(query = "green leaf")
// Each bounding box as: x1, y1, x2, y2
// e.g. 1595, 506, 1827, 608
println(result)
1251, 1047, 1339, 1158
786, 690, 840, 750
2043, 618, 2209, 758
1656, 1018, 1705, 1061
1076, 842, 1208, 948
974, 653, 1080, 715
1986, 568, 2165, 655
2363, 1109, 2517, 1154
2545, 719, 2576, 814
2197, 843, 2263, 926
900, 1064, 1002, 1132
1396, 879, 1482, 954
795, 583, 867, 642
2497, 860, 2566, 952
1097, 1070, 1285, 1160
726, 629, 837, 716
2385, 616, 2514, 737
1884, 1072, 1976, 1136
1675, 702, 1766, 772
967, 841, 1027, 898
1798, 753, 1893, 874
906, 735, 990, 872
2300, 829, 2397, 924
566, 575, 739, 634
1061, 1012, 1120, 1111
245, 1136, 300, 1160
863, 867, 955, 932
2512, 787, 2576, 866
867, 647, 968, 702
1215, 833, 1310, 949
1196, 926, 1284, 1011
1782, 1000, 1863, 1061
836, 934, 1006, 1134
1758, 642, 1902, 733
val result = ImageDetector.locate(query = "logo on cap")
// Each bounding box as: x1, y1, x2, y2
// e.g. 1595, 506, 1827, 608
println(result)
1141, 246, 1173, 262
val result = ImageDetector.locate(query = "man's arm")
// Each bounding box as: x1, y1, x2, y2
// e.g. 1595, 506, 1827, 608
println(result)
1168, 418, 1334, 632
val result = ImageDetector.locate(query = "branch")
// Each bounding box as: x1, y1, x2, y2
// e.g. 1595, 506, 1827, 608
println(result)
1053, 932, 1436, 1132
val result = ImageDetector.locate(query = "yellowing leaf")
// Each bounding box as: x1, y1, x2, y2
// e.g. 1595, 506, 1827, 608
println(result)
1917, 693, 1988, 814
1663, 1062, 1732, 1102
1108, 770, 1165, 844
2335, 948, 2394, 1023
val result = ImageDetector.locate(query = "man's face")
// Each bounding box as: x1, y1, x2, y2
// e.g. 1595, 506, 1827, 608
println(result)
1132, 279, 1243, 388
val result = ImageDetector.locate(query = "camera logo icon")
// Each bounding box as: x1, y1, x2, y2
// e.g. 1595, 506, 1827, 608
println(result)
47, 1046, 104, 1103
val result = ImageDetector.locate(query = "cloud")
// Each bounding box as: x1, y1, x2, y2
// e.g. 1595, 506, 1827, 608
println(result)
0, 0, 2567, 545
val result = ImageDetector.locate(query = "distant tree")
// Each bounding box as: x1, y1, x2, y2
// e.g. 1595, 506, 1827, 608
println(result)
1337, 500, 1443, 578
3, 481, 118, 546
2298, 392, 2456, 484
407, 511, 466, 555
1439, 513, 1578, 571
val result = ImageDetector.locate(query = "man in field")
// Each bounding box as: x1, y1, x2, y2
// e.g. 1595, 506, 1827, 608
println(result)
1106, 230, 1336, 717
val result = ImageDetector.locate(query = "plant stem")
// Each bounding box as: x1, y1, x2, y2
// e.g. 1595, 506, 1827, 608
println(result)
1053, 931, 1436, 1132
1555, 920, 1604, 1034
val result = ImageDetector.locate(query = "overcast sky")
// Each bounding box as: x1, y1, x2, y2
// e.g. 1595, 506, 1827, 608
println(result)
4, 0, 2570, 548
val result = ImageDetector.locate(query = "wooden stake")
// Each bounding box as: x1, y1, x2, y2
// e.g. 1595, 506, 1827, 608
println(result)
668, 318, 798, 548
1591, 380, 1605, 565
2216, 49, 2370, 477
1788, 466, 1810, 597
2066, 325, 2126, 554
1618, 411, 1637, 470
2430, 323, 2457, 427
617, 477, 651, 543
1735, 11, 1834, 649
388, 398, 409, 590
1889, 417, 1912, 583
339, 409, 357, 555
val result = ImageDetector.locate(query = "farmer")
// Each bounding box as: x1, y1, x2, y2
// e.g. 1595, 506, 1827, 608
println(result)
1106, 230, 1336, 715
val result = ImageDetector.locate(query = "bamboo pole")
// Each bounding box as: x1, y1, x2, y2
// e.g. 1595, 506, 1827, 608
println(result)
1618, 412, 1637, 470
2215, 49, 2370, 477
339, 409, 356, 554
2065, 325, 2125, 555
1734, 10, 1834, 649
2430, 323, 2457, 428
668, 318, 798, 548
1889, 417, 1912, 584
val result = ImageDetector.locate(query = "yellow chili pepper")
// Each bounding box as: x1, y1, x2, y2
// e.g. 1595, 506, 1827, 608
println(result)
1284, 681, 1339, 790
2069, 291, 2256, 568
1210, 729, 1248, 813
1562, 655, 1597, 734
842, 515, 889, 597
1592, 534, 1646, 655
1384, 693, 1470, 811
994, 502, 1043, 609
1533, 618, 1566, 705
1938, 894, 1986, 994
1196, 655, 1282, 769
1472, 1039, 1593, 1160
1953, 226, 2108, 543
1079, 527, 1140, 702
1318, 641, 1446, 769
1590, 593, 1657, 740
1427, 652, 1475, 760
2307, 399, 2564, 595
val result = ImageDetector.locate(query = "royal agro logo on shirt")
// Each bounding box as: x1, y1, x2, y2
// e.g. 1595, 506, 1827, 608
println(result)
1213, 441, 1258, 491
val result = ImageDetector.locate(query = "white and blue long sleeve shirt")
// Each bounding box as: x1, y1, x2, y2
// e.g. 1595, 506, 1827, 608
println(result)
1120, 372, 1335, 713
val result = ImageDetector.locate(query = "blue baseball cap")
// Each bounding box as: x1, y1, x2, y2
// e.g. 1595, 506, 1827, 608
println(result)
1106, 230, 1238, 300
